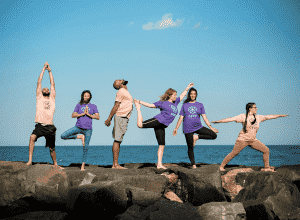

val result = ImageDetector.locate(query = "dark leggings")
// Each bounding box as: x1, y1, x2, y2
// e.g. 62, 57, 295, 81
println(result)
184, 127, 217, 165
142, 118, 167, 145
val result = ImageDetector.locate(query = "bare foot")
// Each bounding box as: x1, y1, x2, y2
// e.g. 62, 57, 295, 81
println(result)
261, 167, 276, 172
192, 165, 197, 169
52, 164, 65, 169
112, 165, 127, 169
81, 168, 86, 171
133, 99, 141, 110
157, 165, 167, 169
78, 135, 85, 146
193, 135, 198, 147
26, 161, 32, 165
220, 167, 226, 171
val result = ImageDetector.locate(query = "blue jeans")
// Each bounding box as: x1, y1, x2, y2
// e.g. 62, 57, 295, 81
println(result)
61, 126, 92, 163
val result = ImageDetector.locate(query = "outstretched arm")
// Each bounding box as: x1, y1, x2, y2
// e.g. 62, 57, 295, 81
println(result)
211, 116, 237, 124
140, 100, 156, 108
179, 83, 194, 101
36, 62, 48, 96
201, 114, 219, 133
172, 115, 184, 136
46, 64, 55, 98
262, 114, 289, 122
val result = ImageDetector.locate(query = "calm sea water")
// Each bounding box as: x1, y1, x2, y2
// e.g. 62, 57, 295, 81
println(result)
1, 145, 299, 167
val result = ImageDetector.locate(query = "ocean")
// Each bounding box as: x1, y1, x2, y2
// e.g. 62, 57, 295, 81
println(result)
1, 145, 299, 167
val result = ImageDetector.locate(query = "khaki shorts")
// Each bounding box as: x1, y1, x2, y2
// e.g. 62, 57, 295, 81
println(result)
112, 115, 129, 142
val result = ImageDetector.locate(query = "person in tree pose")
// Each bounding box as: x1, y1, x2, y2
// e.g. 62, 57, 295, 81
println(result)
173, 88, 218, 169
212, 102, 289, 172
133, 83, 194, 169
26, 62, 64, 169
61, 90, 99, 171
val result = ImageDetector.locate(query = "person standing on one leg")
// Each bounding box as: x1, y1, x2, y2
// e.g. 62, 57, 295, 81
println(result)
212, 102, 289, 172
133, 83, 194, 170
172, 88, 218, 169
61, 90, 99, 171
105, 79, 133, 169
26, 62, 64, 169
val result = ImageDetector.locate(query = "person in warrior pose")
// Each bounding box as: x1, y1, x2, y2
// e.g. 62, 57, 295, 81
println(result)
61, 90, 99, 171
105, 79, 133, 169
133, 83, 194, 170
26, 62, 64, 169
212, 102, 289, 172
172, 88, 219, 169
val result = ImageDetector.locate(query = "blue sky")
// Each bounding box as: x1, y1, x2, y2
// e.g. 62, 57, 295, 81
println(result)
0, 0, 299, 147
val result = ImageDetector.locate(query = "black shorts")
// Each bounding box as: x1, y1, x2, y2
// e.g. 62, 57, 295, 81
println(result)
32, 123, 56, 149
142, 118, 167, 145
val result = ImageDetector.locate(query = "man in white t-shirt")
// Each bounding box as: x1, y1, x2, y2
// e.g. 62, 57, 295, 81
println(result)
105, 79, 133, 169
26, 62, 64, 169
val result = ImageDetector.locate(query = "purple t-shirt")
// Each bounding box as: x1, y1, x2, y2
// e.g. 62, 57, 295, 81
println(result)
74, 103, 99, 130
179, 102, 205, 134
153, 97, 181, 127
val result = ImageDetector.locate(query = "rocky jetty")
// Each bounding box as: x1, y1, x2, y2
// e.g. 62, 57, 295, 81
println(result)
1, 160, 300, 220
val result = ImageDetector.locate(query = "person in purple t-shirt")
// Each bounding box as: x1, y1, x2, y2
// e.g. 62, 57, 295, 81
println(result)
173, 88, 218, 169
61, 90, 99, 171
133, 83, 194, 170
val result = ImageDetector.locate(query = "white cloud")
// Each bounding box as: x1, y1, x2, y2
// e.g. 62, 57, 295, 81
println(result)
142, 14, 183, 30
194, 22, 200, 29
129, 22, 134, 26
142, 22, 154, 30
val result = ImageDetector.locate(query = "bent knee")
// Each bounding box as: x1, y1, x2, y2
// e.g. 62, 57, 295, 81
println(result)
213, 133, 217, 139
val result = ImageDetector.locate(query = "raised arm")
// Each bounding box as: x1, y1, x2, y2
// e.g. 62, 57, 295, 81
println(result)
172, 115, 184, 136
46, 63, 55, 98
36, 62, 47, 97
139, 100, 156, 108
262, 114, 289, 122
179, 83, 194, 101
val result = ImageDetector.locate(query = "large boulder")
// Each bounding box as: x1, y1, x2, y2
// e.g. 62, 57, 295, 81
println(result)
66, 180, 128, 219
121, 175, 169, 194
0, 162, 69, 206
126, 186, 162, 207
1, 211, 68, 220
148, 198, 202, 220
233, 171, 300, 220
221, 168, 253, 200
195, 202, 246, 220
175, 164, 226, 206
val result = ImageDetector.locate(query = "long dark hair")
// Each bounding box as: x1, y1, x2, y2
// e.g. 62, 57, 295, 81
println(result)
184, 88, 197, 103
243, 102, 256, 133
159, 88, 177, 102
79, 90, 92, 105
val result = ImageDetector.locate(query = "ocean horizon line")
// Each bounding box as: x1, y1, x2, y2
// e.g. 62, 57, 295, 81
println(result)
1, 144, 299, 147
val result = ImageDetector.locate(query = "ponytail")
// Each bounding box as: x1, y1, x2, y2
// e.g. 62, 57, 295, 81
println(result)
243, 103, 256, 133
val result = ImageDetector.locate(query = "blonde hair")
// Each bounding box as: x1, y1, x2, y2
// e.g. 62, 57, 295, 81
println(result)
159, 88, 177, 102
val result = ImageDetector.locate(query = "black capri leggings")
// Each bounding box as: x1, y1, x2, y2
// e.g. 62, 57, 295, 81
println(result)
184, 127, 217, 165
142, 118, 167, 145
